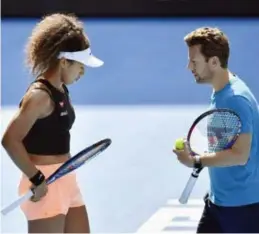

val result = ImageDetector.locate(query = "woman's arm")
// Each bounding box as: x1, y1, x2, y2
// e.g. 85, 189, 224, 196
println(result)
2, 89, 52, 178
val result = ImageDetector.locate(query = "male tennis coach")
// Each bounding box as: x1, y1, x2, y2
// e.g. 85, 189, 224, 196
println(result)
173, 27, 259, 233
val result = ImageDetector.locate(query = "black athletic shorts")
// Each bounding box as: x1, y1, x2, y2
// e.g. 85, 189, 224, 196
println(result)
197, 193, 259, 233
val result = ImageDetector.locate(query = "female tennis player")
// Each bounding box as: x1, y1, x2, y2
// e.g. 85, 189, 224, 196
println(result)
1, 13, 103, 233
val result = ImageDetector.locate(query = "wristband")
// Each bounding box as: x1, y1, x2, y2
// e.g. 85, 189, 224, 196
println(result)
29, 170, 45, 186
193, 155, 202, 169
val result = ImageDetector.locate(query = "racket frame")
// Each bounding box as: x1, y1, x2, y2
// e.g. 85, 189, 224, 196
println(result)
1, 138, 112, 216
179, 108, 241, 204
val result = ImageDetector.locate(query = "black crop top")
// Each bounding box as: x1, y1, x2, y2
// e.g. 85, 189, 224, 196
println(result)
21, 79, 75, 155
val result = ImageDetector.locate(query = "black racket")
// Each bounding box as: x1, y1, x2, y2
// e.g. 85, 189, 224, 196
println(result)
179, 108, 241, 204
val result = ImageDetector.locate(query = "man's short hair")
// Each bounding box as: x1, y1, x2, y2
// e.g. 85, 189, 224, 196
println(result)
184, 27, 230, 68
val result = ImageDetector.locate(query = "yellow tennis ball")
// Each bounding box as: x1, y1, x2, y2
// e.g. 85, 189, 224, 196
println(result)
175, 138, 185, 150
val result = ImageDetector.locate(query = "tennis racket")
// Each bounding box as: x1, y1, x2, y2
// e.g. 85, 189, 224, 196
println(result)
1, 138, 112, 216
178, 108, 241, 204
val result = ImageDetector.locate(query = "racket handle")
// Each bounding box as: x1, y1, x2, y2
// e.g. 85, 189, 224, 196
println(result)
1, 190, 33, 216
179, 173, 198, 204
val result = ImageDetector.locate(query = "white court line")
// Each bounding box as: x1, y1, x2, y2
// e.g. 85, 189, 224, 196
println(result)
136, 199, 204, 233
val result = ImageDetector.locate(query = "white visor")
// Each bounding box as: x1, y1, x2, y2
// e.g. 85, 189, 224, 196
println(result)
58, 48, 104, 68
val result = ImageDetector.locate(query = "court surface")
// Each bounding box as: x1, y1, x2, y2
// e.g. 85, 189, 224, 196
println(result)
1, 105, 209, 233
2, 17, 258, 233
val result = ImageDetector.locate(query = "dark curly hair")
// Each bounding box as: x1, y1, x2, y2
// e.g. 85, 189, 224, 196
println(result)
25, 13, 90, 76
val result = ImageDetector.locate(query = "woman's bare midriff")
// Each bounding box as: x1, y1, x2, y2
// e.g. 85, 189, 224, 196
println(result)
29, 153, 71, 165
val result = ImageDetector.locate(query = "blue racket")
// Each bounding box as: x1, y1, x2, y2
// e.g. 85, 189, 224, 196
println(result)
1, 138, 112, 215
179, 108, 241, 204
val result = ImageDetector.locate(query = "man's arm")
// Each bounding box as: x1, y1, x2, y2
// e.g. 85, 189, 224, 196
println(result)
200, 96, 253, 167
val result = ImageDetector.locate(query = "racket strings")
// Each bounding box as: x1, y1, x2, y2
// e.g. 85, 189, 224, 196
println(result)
207, 112, 241, 151
190, 111, 241, 154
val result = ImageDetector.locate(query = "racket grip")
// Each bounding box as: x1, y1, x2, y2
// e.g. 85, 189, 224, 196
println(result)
179, 174, 198, 204
1, 190, 33, 216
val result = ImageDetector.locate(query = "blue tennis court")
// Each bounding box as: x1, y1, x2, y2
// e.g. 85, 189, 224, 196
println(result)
1, 18, 259, 233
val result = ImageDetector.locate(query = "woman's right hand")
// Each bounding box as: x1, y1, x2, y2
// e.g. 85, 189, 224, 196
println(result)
30, 181, 48, 202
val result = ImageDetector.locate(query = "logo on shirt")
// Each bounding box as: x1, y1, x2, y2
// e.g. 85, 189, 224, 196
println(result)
59, 102, 64, 108
60, 111, 68, 116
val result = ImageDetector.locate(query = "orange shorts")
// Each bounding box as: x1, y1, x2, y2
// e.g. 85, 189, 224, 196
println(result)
18, 163, 85, 220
